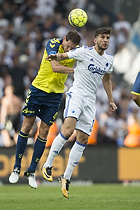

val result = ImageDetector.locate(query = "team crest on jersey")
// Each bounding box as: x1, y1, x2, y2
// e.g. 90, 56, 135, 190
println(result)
105, 62, 109, 67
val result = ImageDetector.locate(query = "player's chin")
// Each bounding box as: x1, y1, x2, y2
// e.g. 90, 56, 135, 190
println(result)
102, 45, 108, 50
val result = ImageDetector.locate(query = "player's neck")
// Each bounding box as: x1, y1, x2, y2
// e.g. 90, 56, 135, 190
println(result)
94, 46, 104, 55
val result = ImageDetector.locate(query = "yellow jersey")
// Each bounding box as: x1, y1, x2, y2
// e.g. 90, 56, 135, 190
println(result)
32, 38, 76, 93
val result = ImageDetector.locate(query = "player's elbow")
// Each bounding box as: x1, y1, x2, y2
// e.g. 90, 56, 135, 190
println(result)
52, 65, 59, 73
132, 94, 140, 107
132, 94, 138, 101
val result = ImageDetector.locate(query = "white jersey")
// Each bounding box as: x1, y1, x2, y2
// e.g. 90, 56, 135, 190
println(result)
67, 46, 113, 102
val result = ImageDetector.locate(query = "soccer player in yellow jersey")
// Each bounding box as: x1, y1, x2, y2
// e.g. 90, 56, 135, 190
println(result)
9, 30, 81, 188
131, 71, 140, 107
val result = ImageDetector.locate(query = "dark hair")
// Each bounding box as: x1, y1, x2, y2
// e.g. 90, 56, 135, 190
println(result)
66, 30, 81, 45
95, 27, 112, 38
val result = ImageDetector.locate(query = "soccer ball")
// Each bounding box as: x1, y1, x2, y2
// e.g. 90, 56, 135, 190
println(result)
68, 8, 88, 27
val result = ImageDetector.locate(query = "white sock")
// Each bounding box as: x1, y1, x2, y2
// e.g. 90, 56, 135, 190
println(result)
64, 141, 86, 181
43, 132, 68, 168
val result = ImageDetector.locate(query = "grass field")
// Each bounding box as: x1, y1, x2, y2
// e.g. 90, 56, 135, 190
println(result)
1, 183, 140, 210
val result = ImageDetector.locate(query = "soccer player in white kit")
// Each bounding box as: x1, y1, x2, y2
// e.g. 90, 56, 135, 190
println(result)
42, 27, 117, 198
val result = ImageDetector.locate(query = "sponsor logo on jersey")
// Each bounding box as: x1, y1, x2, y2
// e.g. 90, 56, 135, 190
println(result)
88, 64, 106, 75
49, 51, 56, 55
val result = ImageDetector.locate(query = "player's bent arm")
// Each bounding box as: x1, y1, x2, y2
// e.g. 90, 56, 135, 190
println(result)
102, 73, 117, 111
50, 60, 74, 74
102, 73, 114, 102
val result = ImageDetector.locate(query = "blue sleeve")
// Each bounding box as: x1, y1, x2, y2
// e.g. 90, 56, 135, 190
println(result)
46, 38, 62, 55
132, 71, 140, 94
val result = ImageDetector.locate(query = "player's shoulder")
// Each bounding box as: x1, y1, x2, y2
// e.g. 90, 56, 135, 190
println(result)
83, 46, 94, 50
104, 51, 114, 62
71, 44, 81, 51
49, 38, 63, 43
104, 51, 113, 57
46, 38, 63, 54
73, 45, 94, 53
47, 38, 63, 47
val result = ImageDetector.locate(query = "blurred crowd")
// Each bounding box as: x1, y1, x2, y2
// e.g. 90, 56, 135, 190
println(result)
0, 0, 140, 148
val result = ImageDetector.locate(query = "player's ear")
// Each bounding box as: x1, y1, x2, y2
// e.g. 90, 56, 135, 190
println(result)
63, 37, 66, 41
94, 38, 97, 44
62, 37, 66, 45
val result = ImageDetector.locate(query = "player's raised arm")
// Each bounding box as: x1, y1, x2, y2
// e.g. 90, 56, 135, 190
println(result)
47, 52, 69, 61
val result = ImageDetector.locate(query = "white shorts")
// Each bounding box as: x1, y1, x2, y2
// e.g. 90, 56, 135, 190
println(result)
64, 91, 96, 135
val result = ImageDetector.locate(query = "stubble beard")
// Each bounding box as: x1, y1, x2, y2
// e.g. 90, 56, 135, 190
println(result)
97, 43, 108, 52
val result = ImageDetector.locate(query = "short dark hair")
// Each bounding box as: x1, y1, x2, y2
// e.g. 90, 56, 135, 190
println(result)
95, 27, 112, 38
66, 30, 81, 45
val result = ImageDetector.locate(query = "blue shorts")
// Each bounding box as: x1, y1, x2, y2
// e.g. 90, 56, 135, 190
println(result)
22, 85, 63, 125
132, 72, 140, 95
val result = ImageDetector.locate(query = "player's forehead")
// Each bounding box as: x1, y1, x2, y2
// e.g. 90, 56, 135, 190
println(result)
98, 33, 110, 38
